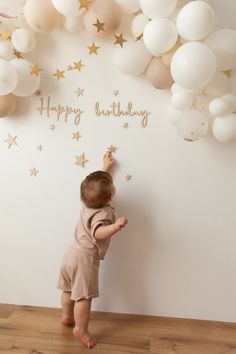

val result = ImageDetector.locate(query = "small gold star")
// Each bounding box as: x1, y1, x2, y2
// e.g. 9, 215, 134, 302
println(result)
30, 167, 39, 177
113, 90, 119, 97
75, 153, 88, 167
79, 0, 91, 10
4, 133, 17, 149
123, 122, 129, 129
30, 64, 42, 77
75, 87, 84, 97
35, 90, 42, 97
37, 144, 43, 151
135, 34, 143, 42
0, 29, 11, 40
125, 174, 132, 181
93, 18, 105, 33
72, 131, 82, 141
87, 42, 100, 55
114, 34, 127, 48
50, 124, 56, 131
53, 69, 65, 80
13, 49, 23, 59
108, 145, 117, 154
73, 60, 85, 72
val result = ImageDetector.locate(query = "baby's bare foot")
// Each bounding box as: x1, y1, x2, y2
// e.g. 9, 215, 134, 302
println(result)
73, 327, 96, 349
61, 316, 75, 326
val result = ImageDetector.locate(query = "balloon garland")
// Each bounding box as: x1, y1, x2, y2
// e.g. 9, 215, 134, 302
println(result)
0, 0, 236, 143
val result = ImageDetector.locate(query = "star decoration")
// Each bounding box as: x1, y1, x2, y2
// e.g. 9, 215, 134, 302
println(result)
30, 64, 42, 77
87, 42, 100, 55
125, 174, 132, 181
0, 29, 11, 40
35, 90, 42, 97
53, 69, 65, 80
4, 133, 17, 149
72, 131, 82, 141
135, 34, 143, 42
79, 0, 91, 10
30, 167, 39, 177
75, 87, 84, 97
123, 122, 129, 129
50, 124, 56, 131
37, 144, 43, 151
114, 34, 127, 48
93, 18, 105, 33
108, 145, 117, 154
73, 60, 85, 72
13, 49, 23, 59
113, 90, 119, 97
75, 153, 88, 167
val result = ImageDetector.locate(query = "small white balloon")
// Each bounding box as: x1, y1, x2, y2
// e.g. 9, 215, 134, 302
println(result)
143, 18, 178, 56
0, 59, 18, 96
0, 41, 14, 60
131, 14, 149, 38
62, 15, 84, 32
209, 98, 232, 117
176, 108, 208, 141
51, 0, 83, 16
168, 106, 181, 125
114, 0, 140, 14
11, 28, 36, 53
222, 94, 236, 112
10, 59, 40, 97
171, 91, 193, 111
212, 114, 236, 143
140, 0, 177, 19
205, 72, 230, 100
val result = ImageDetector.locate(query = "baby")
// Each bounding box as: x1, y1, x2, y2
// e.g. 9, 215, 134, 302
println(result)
57, 152, 128, 348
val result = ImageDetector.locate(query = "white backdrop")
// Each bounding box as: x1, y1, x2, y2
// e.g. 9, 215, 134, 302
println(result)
0, 0, 236, 323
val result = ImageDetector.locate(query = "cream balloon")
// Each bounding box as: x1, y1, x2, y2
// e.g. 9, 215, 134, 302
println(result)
0, 94, 17, 118
51, 0, 84, 16
176, 1, 216, 41
146, 58, 174, 89
205, 72, 230, 100
143, 18, 178, 56
212, 114, 236, 143
11, 28, 36, 53
0, 41, 14, 60
171, 42, 216, 90
114, 0, 140, 14
24, 0, 61, 33
222, 94, 236, 112
140, 0, 177, 19
10, 59, 40, 97
131, 14, 149, 38
0, 59, 17, 96
205, 29, 236, 71
176, 109, 208, 141
62, 15, 84, 32
209, 98, 232, 117
171, 91, 193, 111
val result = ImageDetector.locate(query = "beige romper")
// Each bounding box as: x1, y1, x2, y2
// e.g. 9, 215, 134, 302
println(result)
57, 204, 115, 301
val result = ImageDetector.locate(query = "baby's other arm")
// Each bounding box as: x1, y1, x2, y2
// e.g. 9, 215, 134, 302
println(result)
94, 217, 128, 240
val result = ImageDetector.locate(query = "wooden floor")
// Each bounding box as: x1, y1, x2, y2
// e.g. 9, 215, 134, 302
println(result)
0, 304, 236, 354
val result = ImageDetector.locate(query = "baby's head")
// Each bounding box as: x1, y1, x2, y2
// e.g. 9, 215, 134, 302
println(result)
81, 171, 115, 209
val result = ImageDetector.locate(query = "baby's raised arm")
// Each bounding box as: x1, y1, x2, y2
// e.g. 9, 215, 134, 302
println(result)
94, 217, 128, 240
103, 152, 114, 172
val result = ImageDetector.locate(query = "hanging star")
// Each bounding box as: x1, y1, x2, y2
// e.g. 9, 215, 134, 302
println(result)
123, 122, 129, 129
37, 144, 43, 151
50, 124, 56, 131
12, 49, 23, 59
113, 90, 119, 97
0, 29, 11, 40
93, 18, 105, 33
53, 69, 65, 80
30, 64, 42, 77
72, 131, 82, 141
35, 90, 42, 97
87, 42, 100, 55
73, 60, 85, 72
75, 87, 84, 97
108, 145, 117, 154
79, 0, 91, 10
135, 33, 143, 42
30, 167, 39, 177
114, 34, 127, 48
4, 133, 17, 149
75, 153, 88, 167
125, 174, 132, 181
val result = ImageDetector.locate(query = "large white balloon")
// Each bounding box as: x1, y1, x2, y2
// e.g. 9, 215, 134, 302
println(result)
171, 91, 193, 111
212, 114, 236, 143
205, 72, 230, 100
51, 0, 83, 16
205, 29, 236, 71
113, 40, 152, 75
62, 15, 84, 32
176, 1, 215, 41
0, 59, 17, 96
0, 41, 14, 60
11, 28, 36, 53
176, 109, 208, 141
171, 42, 216, 90
143, 18, 178, 56
131, 14, 149, 38
209, 98, 232, 117
10, 59, 40, 97
114, 0, 140, 14
140, 0, 177, 19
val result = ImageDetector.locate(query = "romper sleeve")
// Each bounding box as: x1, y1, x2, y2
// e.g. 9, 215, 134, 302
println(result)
90, 208, 113, 238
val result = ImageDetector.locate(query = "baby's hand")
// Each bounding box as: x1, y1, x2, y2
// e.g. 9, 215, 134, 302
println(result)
103, 151, 114, 172
114, 217, 128, 231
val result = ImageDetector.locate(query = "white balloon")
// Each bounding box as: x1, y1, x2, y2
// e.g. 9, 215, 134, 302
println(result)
131, 14, 149, 38
62, 15, 84, 33
0, 41, 14, 60
176, 1, 215, 41
212, 114, 236, 143
205, 72, 230, 100
209, 98, 232, 117
0, 59, 17, 96
168, 106, 181, 125
171, 91, 193, 111
171, 42, 216, 90
140, 0, 177, 19
10, 59, 40, 97
176, 108, 208, 141
222, 94, 236, 112
205, 29, 236, 71
231, 75, 236, 95
143, 18, 178, 56
114, 0, 140, 14
171, 83, 192, 94
113, 40, 152, 75
51, 0, 83, 16
11, 28, 36, 53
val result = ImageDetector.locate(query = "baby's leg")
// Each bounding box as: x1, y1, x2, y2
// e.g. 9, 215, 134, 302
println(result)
61, 291, 75, 325
73, 299, 96, 349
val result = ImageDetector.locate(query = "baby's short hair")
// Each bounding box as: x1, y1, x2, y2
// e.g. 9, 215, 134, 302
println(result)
81, 171, 113, 209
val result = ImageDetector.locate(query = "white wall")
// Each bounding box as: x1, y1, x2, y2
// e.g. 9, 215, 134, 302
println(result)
0, 0, 236, 323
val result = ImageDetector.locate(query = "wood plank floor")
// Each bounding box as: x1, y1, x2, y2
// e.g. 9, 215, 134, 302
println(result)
0, 304, 236, 354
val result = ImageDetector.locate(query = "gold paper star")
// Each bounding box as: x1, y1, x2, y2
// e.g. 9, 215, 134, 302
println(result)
93, 18, 105, 33
75, 87, 84, 97
53, 69, 65, 80
125, 174, 132, 181
35, 90, 42, 97
30, 167, 39, 177
31, 64, 42, 77
114, 34, 127, 48
72, 131, 82, 141
79, 0, 91, 10
87, 42, 100, 55
0, 29, 11, 40
108, 145, 117, 154
37, 144, 43, 151
73, 60, 85, 72
4, 133, 17, 149
113, 90, 119, 97
13, 49, 23, 59
123, 122, 129, 129
75, 153, 88, 167
50, 124, 56, 131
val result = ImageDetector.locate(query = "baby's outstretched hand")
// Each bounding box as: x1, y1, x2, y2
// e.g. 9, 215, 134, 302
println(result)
114, 217, 128, 231
103, 152, 114, 172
